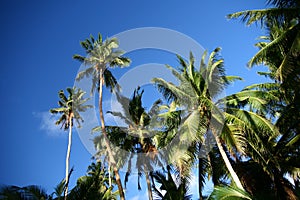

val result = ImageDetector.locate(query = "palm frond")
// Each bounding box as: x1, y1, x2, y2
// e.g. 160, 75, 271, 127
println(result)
226, 108, 279, 137
227, 8, 298, 27
208, 186, 253, 200
248, 24, 297, 67
276, 29, 300, 81
153, 77, 190, 103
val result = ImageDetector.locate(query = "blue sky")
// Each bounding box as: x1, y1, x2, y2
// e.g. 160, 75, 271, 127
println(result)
0, 0, 269, 199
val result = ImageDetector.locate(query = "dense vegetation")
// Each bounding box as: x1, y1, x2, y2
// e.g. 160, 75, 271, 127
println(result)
1, 0, 299, 199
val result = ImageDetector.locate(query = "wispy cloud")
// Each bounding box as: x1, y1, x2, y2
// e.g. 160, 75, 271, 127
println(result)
33, 111, 65, 137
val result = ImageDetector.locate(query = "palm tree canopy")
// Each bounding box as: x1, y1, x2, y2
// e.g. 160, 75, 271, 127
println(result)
50, 87, 92, 130
152, 48, 241, 162
73, 33, 131, 94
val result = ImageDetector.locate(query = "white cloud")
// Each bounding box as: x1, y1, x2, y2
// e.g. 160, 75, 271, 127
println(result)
33, 111, 66, 137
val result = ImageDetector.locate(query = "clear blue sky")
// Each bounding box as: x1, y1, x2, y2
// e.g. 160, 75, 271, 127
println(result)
0, 0, 268, 199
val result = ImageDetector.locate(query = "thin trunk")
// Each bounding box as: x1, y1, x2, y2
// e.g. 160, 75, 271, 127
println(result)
108, 163, 112, 187
99, 70, 125, 200
213, 131, 244, 191
64, 119, 72, 200
141, 135, 153, 200
198, 157, 203, 200
144, 165, 153, 200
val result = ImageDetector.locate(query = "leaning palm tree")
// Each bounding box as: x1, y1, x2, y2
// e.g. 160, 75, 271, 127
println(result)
73, 33, 131, 200
50, 87, 92, 200
153, 49, 281, 196
153, 48, 246, 191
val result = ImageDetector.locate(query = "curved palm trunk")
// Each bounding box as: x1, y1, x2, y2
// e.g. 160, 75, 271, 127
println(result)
213, 131, 244, 191
64, 118, 73, 200
99, 70, 125, 200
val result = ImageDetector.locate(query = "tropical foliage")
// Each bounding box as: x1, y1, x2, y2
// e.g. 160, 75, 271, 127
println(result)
3, 1, 299, 200
0, 161, 115, 200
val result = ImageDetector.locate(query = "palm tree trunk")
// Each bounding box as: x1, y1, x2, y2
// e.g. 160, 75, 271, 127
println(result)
198, 157, 203, 200
213, 130, 244, 191
98, 70, 125, 200
64, 119, 72, 200
108, 163, 112, 187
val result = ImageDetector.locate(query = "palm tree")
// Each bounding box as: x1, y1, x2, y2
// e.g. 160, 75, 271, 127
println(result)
153, 48, 284, 199
94, 87, 162, 200
50, 87, 91, 200
152, 48, 246, 191
73, 33, 131, 200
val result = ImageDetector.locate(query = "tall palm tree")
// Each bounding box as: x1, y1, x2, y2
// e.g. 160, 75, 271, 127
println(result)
73, 33, 131, 200
152, 48, 246, 191
50, 87, 91, 200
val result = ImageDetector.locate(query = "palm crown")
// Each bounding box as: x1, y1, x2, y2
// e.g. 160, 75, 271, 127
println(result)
50, 87, 92, 130
73, 33, 131, 93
